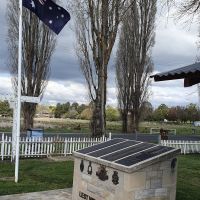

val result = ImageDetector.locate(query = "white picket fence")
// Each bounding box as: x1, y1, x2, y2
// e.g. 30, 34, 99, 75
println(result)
0, 134, 110, 160
161, 140, 200, 154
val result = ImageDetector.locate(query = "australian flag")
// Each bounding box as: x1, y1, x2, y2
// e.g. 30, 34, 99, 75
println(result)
23, 0, 70, 34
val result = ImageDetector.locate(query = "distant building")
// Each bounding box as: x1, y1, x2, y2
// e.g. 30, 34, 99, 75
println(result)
194, 121, 200, 127
164, 119, 168, 123
35, 111, 54, 118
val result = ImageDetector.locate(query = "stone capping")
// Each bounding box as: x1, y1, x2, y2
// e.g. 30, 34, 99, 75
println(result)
73, 148, 181, 174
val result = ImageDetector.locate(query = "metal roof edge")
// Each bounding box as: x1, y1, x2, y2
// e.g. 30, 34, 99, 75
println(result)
150, 62, 200, 78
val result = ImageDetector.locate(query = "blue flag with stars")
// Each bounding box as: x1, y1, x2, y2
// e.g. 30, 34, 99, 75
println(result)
23, 0, 70, 34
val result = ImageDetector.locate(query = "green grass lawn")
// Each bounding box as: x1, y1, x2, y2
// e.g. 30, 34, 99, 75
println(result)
176, 155, 200, 200
0, 159, 74, 196
0, 155, 199, 198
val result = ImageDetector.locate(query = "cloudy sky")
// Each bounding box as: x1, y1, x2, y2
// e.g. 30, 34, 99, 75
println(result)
0, 1, 199, 108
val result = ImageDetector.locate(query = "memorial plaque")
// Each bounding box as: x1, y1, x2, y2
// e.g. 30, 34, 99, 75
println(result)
79, 192, 96, 200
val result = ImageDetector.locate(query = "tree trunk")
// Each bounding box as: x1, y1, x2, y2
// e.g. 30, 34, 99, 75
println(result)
92, 71, 106, 137
134, 113, 140, 132
22, 103, 37, 131
91, 99, 101, 137
130, 111, 139, 133
122, 112, 128, 133
8, 1, 56, 132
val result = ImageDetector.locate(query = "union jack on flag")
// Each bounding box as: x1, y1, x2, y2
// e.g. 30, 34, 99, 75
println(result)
23, 0, 70, 34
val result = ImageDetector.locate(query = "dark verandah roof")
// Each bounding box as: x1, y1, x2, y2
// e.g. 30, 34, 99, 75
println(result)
150, 62, 200, 87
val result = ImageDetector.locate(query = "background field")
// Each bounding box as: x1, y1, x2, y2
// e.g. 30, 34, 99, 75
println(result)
1, 117, 200, 135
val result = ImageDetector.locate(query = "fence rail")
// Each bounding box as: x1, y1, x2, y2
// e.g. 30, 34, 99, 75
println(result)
161, 140, 200, 154
0, 134, 110, 160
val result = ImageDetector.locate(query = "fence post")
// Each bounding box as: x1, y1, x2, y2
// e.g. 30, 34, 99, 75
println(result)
158, 135, 161, 144
184, 143, 186, 155
109, 132, 112, 140
47, 137, 50, 156
70, 137, 73, 154
8, 137, 11, 158
4, 135, 8, 157
1, 133, 5, 161
64, 138, 67, 156
102, 135, 105, 142
83, 137, 86, 149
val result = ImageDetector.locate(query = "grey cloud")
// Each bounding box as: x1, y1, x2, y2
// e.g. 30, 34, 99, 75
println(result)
0, 1, 9, 74
153, 54, 196, 73
152, 18, 198, 72
50, 55, 84, 82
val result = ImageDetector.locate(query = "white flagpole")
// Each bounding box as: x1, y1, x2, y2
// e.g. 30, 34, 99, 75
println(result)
15, 0, 23, 183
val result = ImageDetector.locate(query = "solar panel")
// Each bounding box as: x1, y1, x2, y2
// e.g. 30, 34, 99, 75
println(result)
74, 138, 179, 169
88, 140, 139, 158
116, 146, 173, 166
77, 138, 124, 154
101, 142, 154, 161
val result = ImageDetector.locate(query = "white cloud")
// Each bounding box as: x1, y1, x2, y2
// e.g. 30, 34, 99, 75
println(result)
0, 75, 12, 95
154, 27, 197, 58
0, 74, 117, 106
43, 80, 88, 105
107, 87, 118, 107
150, 80, 198, 107
153, 9, 199, 71
43, 80, 118, 106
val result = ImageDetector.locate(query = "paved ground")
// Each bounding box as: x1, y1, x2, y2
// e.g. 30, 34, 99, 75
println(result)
0, 189, 72, 200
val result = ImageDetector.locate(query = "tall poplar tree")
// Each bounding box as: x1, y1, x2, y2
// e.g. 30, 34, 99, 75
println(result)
72, 0, 135, 136
116, 0, 156, 132
7, 0, 56, 130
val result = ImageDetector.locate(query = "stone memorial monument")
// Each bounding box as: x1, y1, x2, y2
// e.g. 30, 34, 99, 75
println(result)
72, 139, 180, 200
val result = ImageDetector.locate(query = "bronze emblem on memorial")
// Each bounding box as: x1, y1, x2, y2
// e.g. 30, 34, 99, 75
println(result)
112, 171, 119, 185
96, 165, 108, 181
80, 160, 84, 172
87, 161, 93, 175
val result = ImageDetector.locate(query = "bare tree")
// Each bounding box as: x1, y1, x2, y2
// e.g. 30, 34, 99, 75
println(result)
7, 0, 56, 130
116, 0, 156, 133
166, 0, 200, 15
163, 0, 200, 21
116, 23, 131, 133
72, 0, 134, 136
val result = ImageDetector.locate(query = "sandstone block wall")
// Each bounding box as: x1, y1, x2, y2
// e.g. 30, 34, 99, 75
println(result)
72, 157, 178, 200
